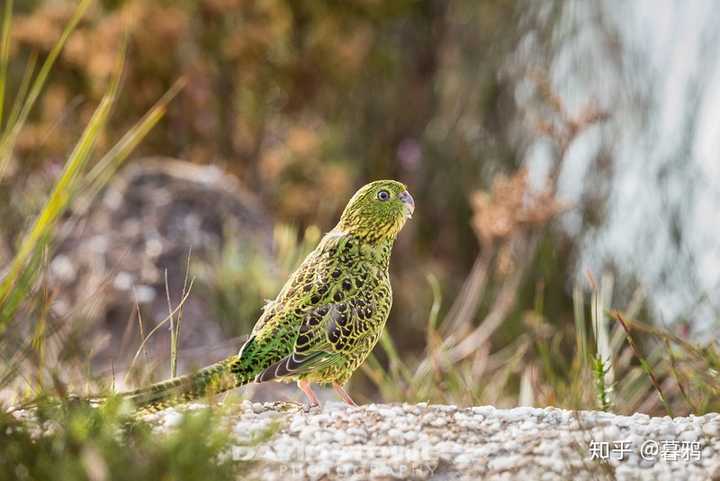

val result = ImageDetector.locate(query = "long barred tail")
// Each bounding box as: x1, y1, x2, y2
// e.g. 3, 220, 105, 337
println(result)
122, 355, 255, 411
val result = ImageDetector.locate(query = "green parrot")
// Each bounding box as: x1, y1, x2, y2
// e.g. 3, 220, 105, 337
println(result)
123, 179, 414, 409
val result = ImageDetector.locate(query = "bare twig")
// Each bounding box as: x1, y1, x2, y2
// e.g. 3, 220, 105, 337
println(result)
612, 311, 673, 416
444, 250, 528, 365
125, 278, 195, 385
132, 287, 148, 365
166, 249, 194, 378
164, 269, 176, 378
176, 248, 193, 373
443, 249, 493, 336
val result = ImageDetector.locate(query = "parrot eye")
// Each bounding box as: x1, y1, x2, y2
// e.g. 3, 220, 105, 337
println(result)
377, 190, 390, 201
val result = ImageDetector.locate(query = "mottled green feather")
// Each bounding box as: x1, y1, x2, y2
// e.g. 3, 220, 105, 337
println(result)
123, 179, 414, 409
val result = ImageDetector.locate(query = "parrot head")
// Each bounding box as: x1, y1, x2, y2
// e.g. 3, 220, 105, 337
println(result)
337, 179, 414, 242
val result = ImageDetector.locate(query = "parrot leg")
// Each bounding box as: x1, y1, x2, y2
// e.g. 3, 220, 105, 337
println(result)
333, 383, 357, 406
298, 380, 320, 409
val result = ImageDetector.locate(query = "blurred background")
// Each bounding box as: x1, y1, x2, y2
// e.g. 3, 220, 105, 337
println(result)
2, 0, 720, 416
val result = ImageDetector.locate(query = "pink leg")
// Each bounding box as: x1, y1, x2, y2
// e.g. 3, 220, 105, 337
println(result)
297, 380, 320, 408
333, 383, 357, 406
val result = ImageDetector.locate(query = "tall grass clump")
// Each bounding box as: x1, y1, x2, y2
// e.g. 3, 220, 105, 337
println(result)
364, 243, 720, 416
0, 0, 182, 388
1, 398, 246, 481
0, 3, 259, 480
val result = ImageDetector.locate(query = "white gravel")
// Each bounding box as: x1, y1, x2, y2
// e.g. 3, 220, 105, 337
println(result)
143, 402, 720, 481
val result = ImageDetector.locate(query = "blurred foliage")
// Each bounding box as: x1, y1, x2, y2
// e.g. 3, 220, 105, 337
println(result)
3, 0, 530, 374
5, 0, 521, 250
195, 223, 320, 337
5, 1, 720, 479
0, 0, 184, 395
0, 397, 252, 481
2, 0, 720, 432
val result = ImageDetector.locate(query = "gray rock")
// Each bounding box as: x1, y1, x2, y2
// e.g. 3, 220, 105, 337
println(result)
145, 402, 720, 481
50, 159, 272, 369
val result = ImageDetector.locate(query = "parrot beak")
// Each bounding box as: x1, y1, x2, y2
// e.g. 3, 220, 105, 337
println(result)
398, 190, 415, 219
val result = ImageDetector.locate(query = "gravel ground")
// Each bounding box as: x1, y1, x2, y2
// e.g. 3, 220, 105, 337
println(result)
145, 402, 720, 481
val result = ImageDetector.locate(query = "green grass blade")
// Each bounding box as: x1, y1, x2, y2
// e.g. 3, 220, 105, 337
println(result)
0, 0, 92, 176
0, 65, 122, 330
0, 0, 12, 128
0, 234, 49, 322
5, 52, 37, 136
573, 283, 587, 364
83, 78, 186, 197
